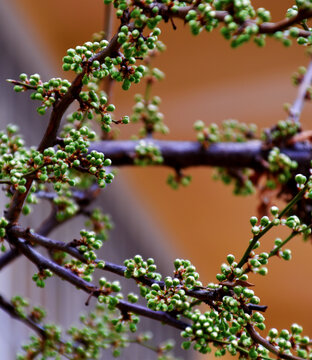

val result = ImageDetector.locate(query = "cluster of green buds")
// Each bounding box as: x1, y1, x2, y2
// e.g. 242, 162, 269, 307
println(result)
213, 167, 254, 196
181, 310, 219, 354
32, 269, 53, 288
108, 55, 146, 91
0, 217, 8, 251
167, 172, 192, 190
183, 0, 312, 48
86, 149, 114, 188
177, 254, 276, 355
72, 90, 116, 129
97, 277, 122, 304
53, 195, 79, 221
194, 120, 220, 145
29, 306, 47, 323
216, 254, 247, 283
286, 4, 312, 46
173, 259, 202, 288
64, 254, 105, 284
181, 307, 268, 357
248, 252, 269, 276
194, 119, 257, 145
134, 140, 163, 166
131, 93, 168, 137
78, 229, 105, 259
282, 213, 311, 239
62, 40, 109, 74
272, 238, 292, 261
192, 1, 265, 47
67, 304, 140, 357
114, 0, 164, 31
267, 325, 311, 359
17, 299, 178, 359
219, 4, 263, 47
249, 213, 276, 236
124, 255, 161, 280
0, 125, 35, 193
194, 119, 256, 195
262, 119, 301, 144
144, 280, 191, 313
186, 4, 218, 35
117, 24, 163, 59
85, 208, 113, 242
38, 127, 114, 189
11, 295, 29, 320
17, 323, 62, 360
11, 73, 71, 115
0, 124, 24, 158
221, 119, 257, 141
267, 147, 298, 185
127, 292, 139, 304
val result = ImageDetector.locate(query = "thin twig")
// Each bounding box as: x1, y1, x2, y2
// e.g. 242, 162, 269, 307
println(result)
288, 59, 312, 123
237, 183, 308, 269
246, 324, 304, 360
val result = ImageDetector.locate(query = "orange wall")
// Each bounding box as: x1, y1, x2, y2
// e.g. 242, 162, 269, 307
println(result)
10, 0, 312, 358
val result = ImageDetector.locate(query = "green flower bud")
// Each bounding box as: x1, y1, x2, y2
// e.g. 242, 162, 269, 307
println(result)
250, 216, 258, 226
227, 254, 235, 265
181, 341, 191, 350
270, 206, 279, 216
106, 104, 115, 112
295, 173, 307, 185
260, 216, 270, 227
14, 85, 24, 92
0, 228, 5, 237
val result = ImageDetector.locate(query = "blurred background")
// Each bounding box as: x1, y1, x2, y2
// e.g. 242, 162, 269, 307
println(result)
1, 0, 312, 359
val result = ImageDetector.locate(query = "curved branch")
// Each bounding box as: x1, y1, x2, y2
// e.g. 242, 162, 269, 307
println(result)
246, 324, 304, 360
9, 225, 267, 314
6, 234, 188, 330
0, 207, 62, 270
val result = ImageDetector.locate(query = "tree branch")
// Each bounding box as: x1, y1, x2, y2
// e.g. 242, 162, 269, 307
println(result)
88, 139, 312, 173
147, 4, 312, 37
8, 225, 267, 314
0, 294, 46, 337
237, 183, 308, 269
5, 230, 304, 359
289, 58, 312, 123
0, 182, 100, 271
6, 234, 188, 329
0, 207, 62, 271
